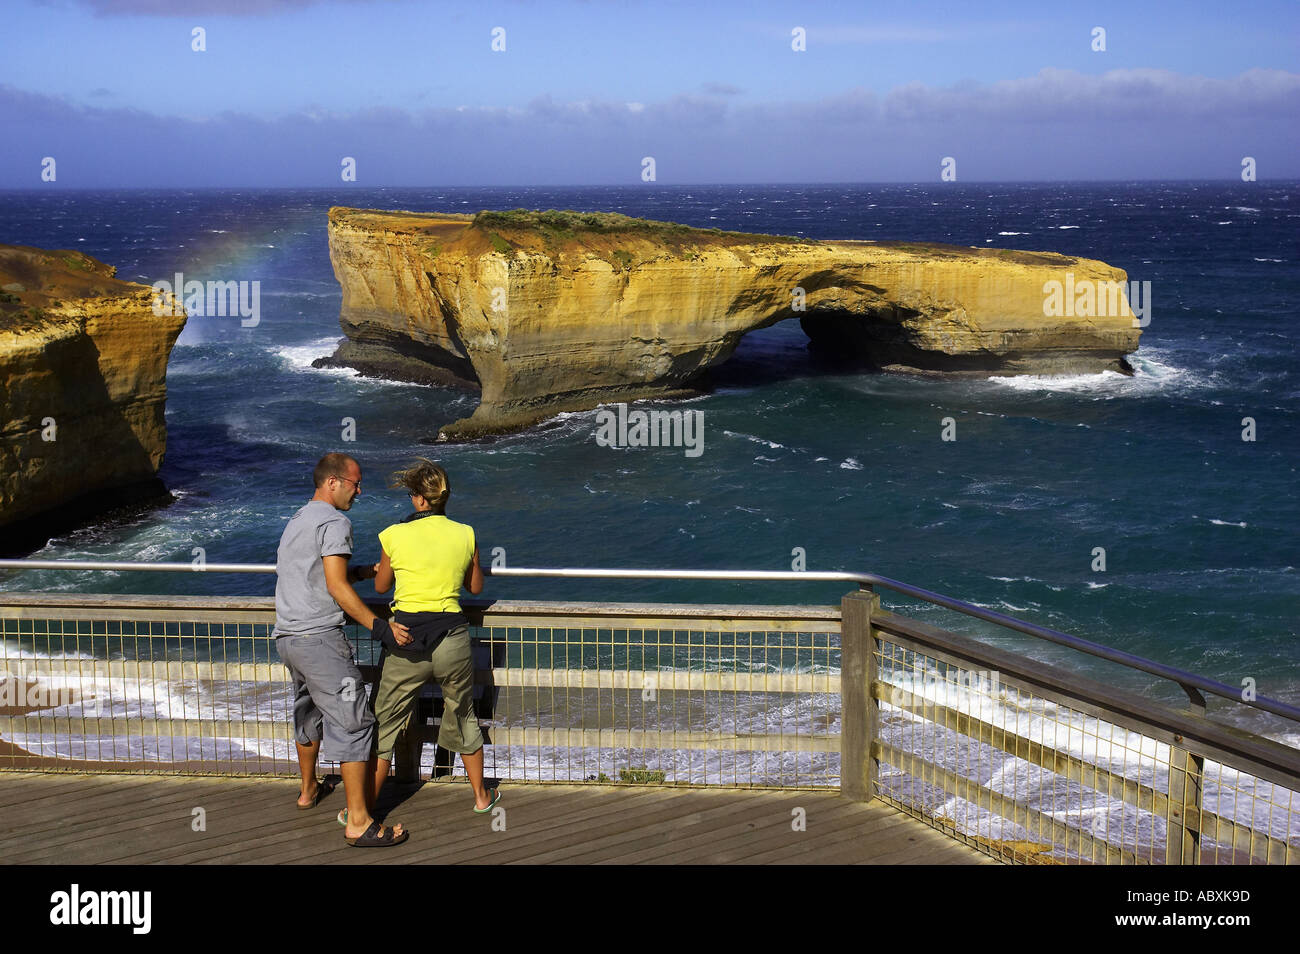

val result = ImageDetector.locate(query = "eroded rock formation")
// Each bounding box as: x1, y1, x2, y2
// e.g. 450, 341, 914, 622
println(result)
322, 208, 1141, 439
0, 245, 187, 553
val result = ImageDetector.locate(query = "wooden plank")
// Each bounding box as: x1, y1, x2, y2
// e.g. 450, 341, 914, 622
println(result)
727, 802, 925, 864
331, 784, 628, 867
459, 788, 714, 866
839, 591, 873, 801
660, 797, 910, 864
0, 774, 293, 856
418, 787, 688, 867
1, 715, 295, 741
149, 782, 362, 864
3, 660, 839, 693
2, 659, 289, 681
1, 593, 840, 628
518, 790, 777, 865
5, 777, 289, 864
327, 786, 614, 867
603, 795, 867, 865
481, 726, 839, 753
136, 804, 329, 864
276, 782, 639, 867
481, 667, 838, 694
706, 802, 920, 864
0, 771, 130, 807
0, 775, 164, 835
557, 789, 800, 864
558, 790, 796, 864
0, 774, 1136, 865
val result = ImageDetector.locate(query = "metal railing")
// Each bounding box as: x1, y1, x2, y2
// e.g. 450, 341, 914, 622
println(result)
1, 559, 1297, 865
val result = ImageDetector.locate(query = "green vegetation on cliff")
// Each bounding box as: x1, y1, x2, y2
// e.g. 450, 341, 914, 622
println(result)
473, 208, 808, 245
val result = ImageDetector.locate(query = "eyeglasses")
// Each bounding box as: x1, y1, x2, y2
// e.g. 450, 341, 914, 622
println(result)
331, 474, 361, 490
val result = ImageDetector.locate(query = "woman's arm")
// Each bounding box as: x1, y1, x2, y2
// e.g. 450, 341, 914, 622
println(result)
463, 545, 484, 595
374, 547, 395, 594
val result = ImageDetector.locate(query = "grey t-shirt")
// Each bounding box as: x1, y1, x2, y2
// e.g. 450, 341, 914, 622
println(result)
272, 499, 353, 637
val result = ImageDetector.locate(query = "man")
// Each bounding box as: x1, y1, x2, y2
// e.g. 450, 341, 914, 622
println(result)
272, 452, 411, 847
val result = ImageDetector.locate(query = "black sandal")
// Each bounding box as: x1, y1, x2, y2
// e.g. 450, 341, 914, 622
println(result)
296, 778, 335, 810
345, 819, 409, 847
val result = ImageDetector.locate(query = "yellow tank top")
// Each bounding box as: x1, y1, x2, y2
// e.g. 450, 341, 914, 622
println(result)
378, 514, 475, 613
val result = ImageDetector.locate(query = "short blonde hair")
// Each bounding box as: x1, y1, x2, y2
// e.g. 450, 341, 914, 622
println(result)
388, 458, 450, 512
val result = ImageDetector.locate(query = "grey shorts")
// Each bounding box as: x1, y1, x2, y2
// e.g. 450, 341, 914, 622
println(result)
276, 629, 376, 763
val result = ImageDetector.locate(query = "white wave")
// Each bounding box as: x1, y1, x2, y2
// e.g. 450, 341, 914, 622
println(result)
722, 430, 785, 450
840, 458, 862, 470
987, 350, 1213, 398
276, 337, 342, 370
997, 231, 1029, 235
1056, 225, 1080, 229
1086, 581, 1110, 589
1208, 518, 1248, 528
1254, 258, 1283, 263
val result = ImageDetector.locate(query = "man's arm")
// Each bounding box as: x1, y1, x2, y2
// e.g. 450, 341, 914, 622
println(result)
323, 555, 411, 644
324, 555, 377, 628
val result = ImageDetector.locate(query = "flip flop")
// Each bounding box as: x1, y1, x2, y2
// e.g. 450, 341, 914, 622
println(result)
345, 818, 409, 847
472, 788, 501, 814
296, 778, 335, 810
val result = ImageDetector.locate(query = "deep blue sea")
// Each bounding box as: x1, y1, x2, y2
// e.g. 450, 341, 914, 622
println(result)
1, 182, 1296, 740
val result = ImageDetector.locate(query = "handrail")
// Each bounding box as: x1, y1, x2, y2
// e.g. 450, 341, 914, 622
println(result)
1, 558, 1297, 724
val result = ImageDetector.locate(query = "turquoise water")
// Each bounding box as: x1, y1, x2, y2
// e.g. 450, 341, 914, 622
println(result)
0, 183, 1295, 740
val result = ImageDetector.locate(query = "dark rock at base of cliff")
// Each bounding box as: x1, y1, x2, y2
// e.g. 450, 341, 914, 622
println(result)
311, 338, 479, 390
800, 312, 1136, 377
0, 478, 174, 558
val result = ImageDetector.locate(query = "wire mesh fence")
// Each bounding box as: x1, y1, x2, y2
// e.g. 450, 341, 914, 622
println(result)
3, 586, 1296, 864
0, 598, 841, 789
865, 624, 1299, 865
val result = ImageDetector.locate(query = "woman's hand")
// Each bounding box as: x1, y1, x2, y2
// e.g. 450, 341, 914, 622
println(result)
347, 562, 377, 583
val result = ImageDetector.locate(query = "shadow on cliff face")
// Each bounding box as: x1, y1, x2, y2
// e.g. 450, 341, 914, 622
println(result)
702, 312, 887, 391
0, 333, 174, 558
708, 308, 1097, 387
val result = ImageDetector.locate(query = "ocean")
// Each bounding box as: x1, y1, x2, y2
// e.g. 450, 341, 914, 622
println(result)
1, 181, 1296, 759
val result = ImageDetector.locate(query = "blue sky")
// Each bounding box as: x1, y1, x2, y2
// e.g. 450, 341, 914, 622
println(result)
3, 0, 1298, 185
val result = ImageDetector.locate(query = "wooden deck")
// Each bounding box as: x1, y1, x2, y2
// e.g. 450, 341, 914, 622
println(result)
0, 771, 996, 864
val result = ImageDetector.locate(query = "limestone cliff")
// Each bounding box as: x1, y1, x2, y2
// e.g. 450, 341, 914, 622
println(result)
323, 208, 1141, 439
0, 245, 187, 553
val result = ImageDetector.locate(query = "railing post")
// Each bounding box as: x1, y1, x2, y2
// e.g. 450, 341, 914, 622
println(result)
392, 706, 424, 783
841, 587, 881, 802
1167, 687, 1207, 864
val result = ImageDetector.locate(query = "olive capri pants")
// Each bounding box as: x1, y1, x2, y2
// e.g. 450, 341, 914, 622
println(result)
372, 625, 484, 761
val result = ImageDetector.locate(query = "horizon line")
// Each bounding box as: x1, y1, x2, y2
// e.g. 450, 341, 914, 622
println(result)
1, 176, 1293, 192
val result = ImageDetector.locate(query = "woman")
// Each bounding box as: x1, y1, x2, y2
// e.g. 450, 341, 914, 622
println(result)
368, 459, 497, 813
